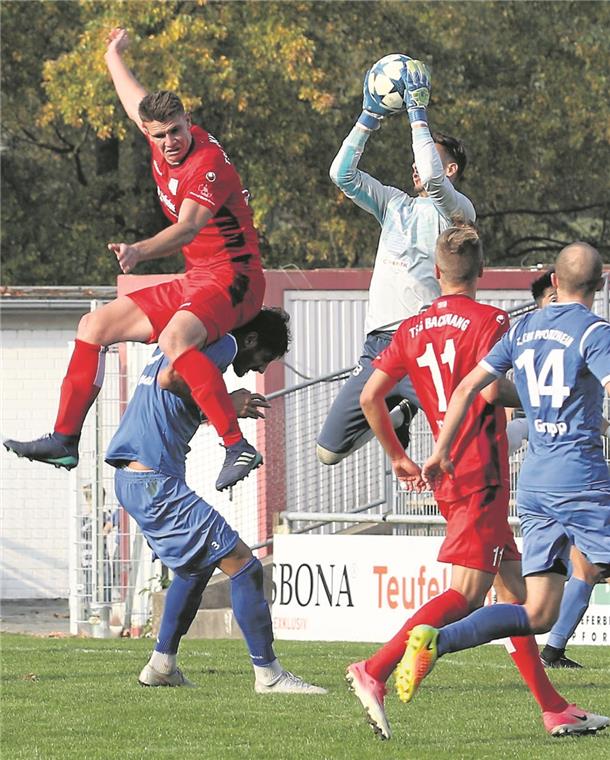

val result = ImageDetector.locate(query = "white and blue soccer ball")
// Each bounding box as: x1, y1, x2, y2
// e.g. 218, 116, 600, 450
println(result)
367, 53, 411, 113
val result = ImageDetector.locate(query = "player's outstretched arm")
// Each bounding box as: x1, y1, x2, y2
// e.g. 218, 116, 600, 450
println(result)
423, 365, 496, 486
104, 27, 149, 132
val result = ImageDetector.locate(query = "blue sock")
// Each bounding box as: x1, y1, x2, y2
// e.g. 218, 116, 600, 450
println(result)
438, 603, 532, 656
231, 557, 275, 666
547, 577, 594, 650
156, 566, 214, 654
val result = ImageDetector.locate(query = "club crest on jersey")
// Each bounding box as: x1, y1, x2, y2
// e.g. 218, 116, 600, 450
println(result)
496, 314, 507, 324
168, 178, 179, 195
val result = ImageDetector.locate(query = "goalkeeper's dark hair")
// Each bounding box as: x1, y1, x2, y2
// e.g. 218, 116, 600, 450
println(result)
432, 132, 467, 181
530, 268, 555, 305
234, 307, 292, 358
435, 214, 482, 283
139, 90, 186, 123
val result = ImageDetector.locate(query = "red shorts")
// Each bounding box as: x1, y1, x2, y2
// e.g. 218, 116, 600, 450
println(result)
437, 486, 521, 574
128, 260, 265, 343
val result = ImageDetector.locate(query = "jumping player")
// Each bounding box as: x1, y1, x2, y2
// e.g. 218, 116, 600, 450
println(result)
4, 27, 265, 491
346, 222, 606, 739
105, 307, 325, 694
400, 242, 609, 736
317, 60, 475, 465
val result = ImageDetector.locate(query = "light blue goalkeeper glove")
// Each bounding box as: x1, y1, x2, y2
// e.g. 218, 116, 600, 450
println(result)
402, 60, 431, 125
357, 69, 386, 131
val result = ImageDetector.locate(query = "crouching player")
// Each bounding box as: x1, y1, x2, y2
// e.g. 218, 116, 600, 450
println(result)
105, 308, 326, 694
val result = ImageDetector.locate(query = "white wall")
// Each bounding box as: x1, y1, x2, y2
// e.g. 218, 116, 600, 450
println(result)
1, 313, 82, 599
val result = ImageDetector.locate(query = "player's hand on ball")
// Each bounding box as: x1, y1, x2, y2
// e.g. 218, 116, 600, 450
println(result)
422, 451, 454, 488
402, 60, 431, 125
108, 242, 140, 274
357, 69, 387, 131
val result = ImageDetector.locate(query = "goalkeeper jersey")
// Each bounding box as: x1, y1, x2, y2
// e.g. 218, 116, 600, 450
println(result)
481, 302, 610, 492
105, 336, 237, 478
330, 125, 475, 335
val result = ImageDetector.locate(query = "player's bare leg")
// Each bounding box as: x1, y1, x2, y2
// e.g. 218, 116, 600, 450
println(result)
3, 297, 153, 469
161, 310, 263, 490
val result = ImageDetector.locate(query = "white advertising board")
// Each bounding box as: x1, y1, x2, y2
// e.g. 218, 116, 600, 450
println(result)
271, 534, 609, 645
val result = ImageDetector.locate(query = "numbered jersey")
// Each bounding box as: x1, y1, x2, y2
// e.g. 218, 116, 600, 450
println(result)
482, 302, 610, 492
374, 294, 509, 501
147, 125, 260, 270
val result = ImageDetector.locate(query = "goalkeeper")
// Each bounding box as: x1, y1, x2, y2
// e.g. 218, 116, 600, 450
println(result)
105, 308, 325, 695
317, 60, 476, 465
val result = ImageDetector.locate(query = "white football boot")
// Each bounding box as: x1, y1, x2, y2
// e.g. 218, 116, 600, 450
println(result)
138, 662, 196, 688
255, 670, 327, 695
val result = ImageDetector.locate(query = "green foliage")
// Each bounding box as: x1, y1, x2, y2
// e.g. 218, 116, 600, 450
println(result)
2, 634, 609, 759
2, 1, 609, 285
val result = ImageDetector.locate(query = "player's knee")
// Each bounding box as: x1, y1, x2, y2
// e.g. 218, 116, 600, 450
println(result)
523, 606, 554, 634
316, 444, 344, 466
76, 310, 104, 342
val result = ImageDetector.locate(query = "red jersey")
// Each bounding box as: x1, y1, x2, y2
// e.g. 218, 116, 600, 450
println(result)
374, 294, 510, 502
147, 125, 260, 270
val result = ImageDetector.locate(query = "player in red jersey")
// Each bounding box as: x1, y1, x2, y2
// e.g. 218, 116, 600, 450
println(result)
4, 28, 265, 491
345, 219, 583, 739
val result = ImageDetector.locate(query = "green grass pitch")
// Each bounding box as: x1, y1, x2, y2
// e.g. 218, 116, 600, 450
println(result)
2, 634, 608, 759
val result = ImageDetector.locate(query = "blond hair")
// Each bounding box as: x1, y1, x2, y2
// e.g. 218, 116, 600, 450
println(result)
435, 215, 483, 284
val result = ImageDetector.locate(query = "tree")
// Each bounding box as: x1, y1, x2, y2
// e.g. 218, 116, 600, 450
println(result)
2, 1, 608, 285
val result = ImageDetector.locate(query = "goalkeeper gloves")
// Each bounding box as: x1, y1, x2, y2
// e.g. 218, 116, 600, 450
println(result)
402, 60, 431, 125
357, 69, 387, 131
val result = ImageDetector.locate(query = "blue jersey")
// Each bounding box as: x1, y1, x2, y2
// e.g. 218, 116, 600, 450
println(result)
105, 336, 237, 477
481, 302, 610, 492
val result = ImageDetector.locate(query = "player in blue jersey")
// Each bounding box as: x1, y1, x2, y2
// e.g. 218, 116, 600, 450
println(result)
317, 60, 475, 465
105, 308, 326, 694
508, 268, 609, 670
397, 242, 609, 736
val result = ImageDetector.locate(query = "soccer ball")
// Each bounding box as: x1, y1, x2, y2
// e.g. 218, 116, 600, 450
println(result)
367, 53, 411, 113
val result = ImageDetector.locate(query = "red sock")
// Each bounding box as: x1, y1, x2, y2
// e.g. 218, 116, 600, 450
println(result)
505, 636, 568, 713
172, 347, 242, 445
54, 339, 106, 436
366, 589, 470, 683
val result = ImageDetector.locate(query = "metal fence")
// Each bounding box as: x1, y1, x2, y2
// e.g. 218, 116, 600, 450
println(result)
69, 287, 610, 635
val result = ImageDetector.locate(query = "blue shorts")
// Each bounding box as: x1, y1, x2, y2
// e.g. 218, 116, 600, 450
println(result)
114, 469, 239, 573
517, 485, 610, 576
317, 331, 420, 455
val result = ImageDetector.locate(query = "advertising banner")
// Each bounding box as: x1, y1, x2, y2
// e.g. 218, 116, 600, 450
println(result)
271, 534, 608, 645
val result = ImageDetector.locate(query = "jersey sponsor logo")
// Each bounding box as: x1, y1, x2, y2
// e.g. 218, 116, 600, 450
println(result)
534, 419, 568, 436
168, 178, 179, 195
205, 171, 216, 182
156, 187, 176, 215
194, 183, 214, 204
